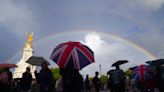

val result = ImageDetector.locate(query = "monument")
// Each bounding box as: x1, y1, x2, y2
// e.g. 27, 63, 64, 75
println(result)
13, 32, 36, 78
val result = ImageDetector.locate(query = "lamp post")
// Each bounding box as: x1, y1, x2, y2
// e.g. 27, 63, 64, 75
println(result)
99, 64, 102, 76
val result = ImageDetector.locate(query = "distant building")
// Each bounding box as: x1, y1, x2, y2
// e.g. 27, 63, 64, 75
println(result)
13, 32, 36, 78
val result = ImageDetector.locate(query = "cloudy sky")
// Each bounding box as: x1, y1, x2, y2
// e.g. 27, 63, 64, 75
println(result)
0, 0, 164, 76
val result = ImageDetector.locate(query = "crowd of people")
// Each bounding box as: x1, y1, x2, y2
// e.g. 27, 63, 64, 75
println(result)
0, 61, 164, 92
105, 65, 164, 92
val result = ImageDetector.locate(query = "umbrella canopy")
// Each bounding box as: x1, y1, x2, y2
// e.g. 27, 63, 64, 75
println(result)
111, 60, 128, 67
50, 41, 95, 70
146, 59, 164, 67
26, 56, 50, 66
132, 65, 154, 81
145, 61, 151, 64
129, 66, 137, 70
0, 63, 17, 68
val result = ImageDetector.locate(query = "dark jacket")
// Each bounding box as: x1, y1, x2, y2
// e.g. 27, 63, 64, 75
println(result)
92, 76, 100, 88
35, 69, 53, 91
60, 68, 83, 92
20, 71, 32, 90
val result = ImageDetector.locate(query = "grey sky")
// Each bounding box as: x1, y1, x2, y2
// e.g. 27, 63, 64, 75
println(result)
0, 0, 164, 75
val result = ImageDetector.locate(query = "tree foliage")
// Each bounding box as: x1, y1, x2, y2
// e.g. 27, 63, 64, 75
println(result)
100, 75, 108, 85
50, 68, 61, 80
125, 69, 133, 77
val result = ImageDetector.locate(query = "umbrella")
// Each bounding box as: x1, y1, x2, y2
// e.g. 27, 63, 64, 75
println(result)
132, 65, 154, 81
0, 63, 17, 68
50, 41, 95, 70
26, 56, 50, 66
146, 59, 164, 67
145, 61, 151, 64
111, 60, 128, 67
129, 66, 137, 71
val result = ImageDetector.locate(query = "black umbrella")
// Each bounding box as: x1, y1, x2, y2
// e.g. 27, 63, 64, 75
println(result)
107, 69, 115, 75
112, 60, 128, 67
26, 56, 50, 66
129, 66, 137, 70
145, 61, 151, 64
146, 59, 164, 67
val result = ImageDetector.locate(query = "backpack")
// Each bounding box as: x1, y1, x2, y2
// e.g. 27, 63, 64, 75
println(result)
110, 69, 124, 84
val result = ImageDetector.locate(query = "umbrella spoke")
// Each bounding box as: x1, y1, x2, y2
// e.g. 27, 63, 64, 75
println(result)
50, 45, 67, 60
58, 45, 74, 68
72, 48, 80, 69
132, 65, 154, 81
76, 45, 94, 63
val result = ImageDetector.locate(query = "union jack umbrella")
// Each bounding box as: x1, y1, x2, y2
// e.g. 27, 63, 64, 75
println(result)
50, 41, 95, 70
132, 65, 154, 81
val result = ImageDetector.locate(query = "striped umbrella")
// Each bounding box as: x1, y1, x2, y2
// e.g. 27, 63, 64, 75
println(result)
50, 41, 95, 70
132, 65, 154, 81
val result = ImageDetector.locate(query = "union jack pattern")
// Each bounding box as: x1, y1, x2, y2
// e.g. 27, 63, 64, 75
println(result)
50, 41, 95, 70
132, 65, 154, 81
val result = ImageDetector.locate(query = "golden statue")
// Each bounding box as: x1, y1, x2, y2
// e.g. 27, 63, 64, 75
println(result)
25, 32, 33, 48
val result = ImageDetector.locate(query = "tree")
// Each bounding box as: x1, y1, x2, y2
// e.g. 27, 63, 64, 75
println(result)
125, 69, 133, 77
0, 68, 4, 73
50, 68, 61, 80
100, 75, 108, 86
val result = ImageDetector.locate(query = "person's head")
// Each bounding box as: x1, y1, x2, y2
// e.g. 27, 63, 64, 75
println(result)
4, 68, 9, 71
86, 75, 89, 79
41, 62, 48, 69
95, 71, 99, 76
26, 67, 30, 72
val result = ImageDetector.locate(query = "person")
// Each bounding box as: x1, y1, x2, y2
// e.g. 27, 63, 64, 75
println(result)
13, 78, 21, 92
35, 62, 54, 92
5, 68, 13, 82
60, 68, 83, 92
55, 77, 63, 92
92, 72, 100, 92
107, 69, 115, 92
134, 65, 155, 92
0, 70, 8, 91
0, 68, 12, 92
20, 67, 32, 92
156, 66, 164, 92
56, 70, 64, 92
109, 66, 125, 92
6, 68, 13, 91
84, 75, 91, 92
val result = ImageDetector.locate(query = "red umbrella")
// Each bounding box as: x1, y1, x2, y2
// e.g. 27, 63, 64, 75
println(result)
50, 41, 95, 70
0, 63, 17, 68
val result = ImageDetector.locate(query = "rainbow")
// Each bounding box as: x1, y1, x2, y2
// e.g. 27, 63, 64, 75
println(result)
8, 30, 157, 63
